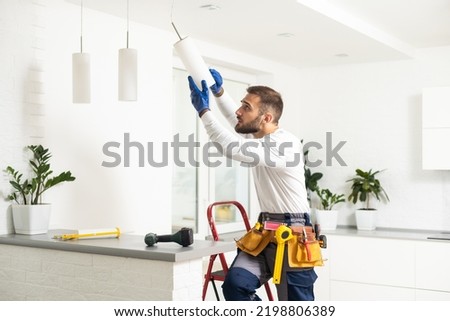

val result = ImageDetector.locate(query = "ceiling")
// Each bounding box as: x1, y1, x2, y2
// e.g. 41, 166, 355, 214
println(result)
75, 0, 450, 68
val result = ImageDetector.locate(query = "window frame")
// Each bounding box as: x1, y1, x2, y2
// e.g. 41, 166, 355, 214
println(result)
171, 57, 259, 238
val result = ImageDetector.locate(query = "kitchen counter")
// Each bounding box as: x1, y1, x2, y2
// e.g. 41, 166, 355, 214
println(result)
0, 229, 236, 262
313, 226, 450, 301
321, 226, 450, 241
0, 230, 236, 300
214, 226, 450, 243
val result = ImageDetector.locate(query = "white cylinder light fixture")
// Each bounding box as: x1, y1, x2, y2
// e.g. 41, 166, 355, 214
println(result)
72, 0, 91, 104
173, 35, 215, 89
118, 0, 137, 101
171, 2, 214, 88
72, 53, 91, 103
119, 48, 137, 101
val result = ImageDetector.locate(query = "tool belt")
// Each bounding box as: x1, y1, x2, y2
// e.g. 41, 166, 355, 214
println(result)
235, 222, 274, 256
287, 226, 324, 268
235, 220, 325, 268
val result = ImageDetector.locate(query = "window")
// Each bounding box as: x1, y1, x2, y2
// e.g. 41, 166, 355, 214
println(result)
171, 67, 255, 237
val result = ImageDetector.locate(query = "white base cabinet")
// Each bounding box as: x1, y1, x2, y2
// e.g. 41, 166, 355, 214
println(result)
330, 281, 416, 301
415, 289, 450, 300
314, 234, 450, 301
415, 242, 450, 293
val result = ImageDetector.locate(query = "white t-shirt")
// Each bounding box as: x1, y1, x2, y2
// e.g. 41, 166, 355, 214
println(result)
200, 91, 310, 214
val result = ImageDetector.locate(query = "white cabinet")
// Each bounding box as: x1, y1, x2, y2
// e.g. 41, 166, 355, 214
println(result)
330, 280, 415, 301
329, 235, 415, 287
313, 247, 330, 300
415, 289, 450, 301
422, 128, 450, 169
416, 241, 450, 292
422, 87, 450, 169
319, 234, 450, 301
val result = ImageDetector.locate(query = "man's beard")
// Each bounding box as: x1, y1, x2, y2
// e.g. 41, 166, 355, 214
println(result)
235, 115, 263, 134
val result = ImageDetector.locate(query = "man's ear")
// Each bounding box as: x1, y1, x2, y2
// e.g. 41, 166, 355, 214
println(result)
263, 112, 274, 124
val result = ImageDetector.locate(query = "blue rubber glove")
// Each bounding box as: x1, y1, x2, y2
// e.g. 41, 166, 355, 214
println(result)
188, 76, 210, 115
209, 68, 223, 95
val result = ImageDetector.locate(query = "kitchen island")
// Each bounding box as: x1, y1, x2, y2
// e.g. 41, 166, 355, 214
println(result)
0, 230, 235, 300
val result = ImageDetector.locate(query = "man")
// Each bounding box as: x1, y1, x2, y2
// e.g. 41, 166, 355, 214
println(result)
188, 69, 317, 301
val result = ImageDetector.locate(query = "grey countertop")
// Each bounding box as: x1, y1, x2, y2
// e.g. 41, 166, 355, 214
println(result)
2, 227, 448, 263
320, 226, 450, 242
215, 226, 450, 243
0, 230, 237, 262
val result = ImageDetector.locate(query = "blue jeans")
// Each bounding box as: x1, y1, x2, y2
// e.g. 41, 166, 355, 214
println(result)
222, 244, 318, 301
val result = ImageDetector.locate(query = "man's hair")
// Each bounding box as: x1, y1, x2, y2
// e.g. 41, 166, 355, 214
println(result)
246, 86, 283, 124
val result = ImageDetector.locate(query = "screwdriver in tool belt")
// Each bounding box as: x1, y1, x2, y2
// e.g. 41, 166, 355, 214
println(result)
273, 225, 293, 284
303, 228, 312, 261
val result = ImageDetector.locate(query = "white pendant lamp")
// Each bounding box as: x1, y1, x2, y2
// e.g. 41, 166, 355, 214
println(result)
118, 0, 137, 101
72, 0, 91, 104
172, 22, 214, 89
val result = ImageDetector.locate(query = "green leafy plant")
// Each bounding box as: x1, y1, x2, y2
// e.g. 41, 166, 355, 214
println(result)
302, 140, 323, 203
5, 145, 76, 205
304, 167, 323, 194
347, 168, 389, 210
316, 188, 345, 210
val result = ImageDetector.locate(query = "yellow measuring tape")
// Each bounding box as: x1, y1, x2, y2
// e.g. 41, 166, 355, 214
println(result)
53, 227, 121, 241
273, 225, 293, 284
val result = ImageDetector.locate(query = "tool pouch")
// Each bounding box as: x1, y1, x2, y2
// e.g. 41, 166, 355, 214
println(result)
236, 227, 274, 256
287, 226, 324, 268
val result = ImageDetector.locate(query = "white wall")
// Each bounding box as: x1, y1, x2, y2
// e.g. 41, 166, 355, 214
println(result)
42, 0, 175, 235
0, 0, 301, 235
0, 0, 175, 235
297, 47, 450, 231
0, 0, 45, 234
1, 0, 450, 235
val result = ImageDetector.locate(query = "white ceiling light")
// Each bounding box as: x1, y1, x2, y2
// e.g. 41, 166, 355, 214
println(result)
118, 0, 137, 101
171, 0, 214, 88
72, 0, 91, 104
199, 4, 221, 10
277, 33, 295, 38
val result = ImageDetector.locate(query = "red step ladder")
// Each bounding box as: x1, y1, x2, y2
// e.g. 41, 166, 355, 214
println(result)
202, 201, 275, 301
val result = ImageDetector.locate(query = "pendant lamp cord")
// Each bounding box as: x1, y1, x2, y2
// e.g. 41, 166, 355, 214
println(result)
80, 0, 83, 53
171, 0, 182, 40
126, 0, 129, 48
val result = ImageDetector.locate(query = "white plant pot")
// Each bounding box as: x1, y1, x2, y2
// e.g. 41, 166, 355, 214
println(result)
355, 209, 377, 230
315, 209, 338, 230
11, 204, 51, 235
0, 203, 15, 235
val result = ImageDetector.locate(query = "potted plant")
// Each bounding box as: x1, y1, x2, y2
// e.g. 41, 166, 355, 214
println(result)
315, 188, 345, 230
347, 168, 389, 230
304, 167, 323, 202
4, 145, 76, 234
302, 140, 323, 206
